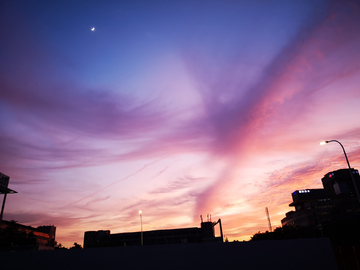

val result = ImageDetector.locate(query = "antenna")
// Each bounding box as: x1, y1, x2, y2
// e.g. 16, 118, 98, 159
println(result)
200, 215, 203, 223
265, 207, 272, 232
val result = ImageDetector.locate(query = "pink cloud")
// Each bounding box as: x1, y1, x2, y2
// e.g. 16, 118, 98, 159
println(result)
179, 0, 360, 228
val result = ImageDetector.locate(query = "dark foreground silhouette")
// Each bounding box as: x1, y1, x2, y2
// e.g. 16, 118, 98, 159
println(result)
0, 238, 337, 270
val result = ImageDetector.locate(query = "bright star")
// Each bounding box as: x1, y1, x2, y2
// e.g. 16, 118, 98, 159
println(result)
91, 27, 95, 31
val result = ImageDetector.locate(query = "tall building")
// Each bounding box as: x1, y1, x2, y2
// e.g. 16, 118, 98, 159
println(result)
321, 168, 360, 199
281, 168, 360, 228
84, 219, 223, 248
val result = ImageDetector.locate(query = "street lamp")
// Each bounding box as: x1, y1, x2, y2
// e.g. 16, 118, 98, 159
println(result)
320, 140, 360, 203
139, 210, 143, 246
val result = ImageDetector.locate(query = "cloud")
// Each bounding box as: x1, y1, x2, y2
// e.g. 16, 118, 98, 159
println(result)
150, 175, 208, 194
60, 158, 165, 208
3, 211, 90, 228
85, 195, 111, 206
180, 0, 360, 218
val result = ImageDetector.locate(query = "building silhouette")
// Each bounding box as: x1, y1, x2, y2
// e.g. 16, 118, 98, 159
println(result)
84, 218, 223, 248
0, 220, 56, 250
281, 168, 360, 231
322, 168, 360, 199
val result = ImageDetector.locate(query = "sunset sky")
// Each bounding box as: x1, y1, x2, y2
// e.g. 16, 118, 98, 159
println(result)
1, 0, 360, 247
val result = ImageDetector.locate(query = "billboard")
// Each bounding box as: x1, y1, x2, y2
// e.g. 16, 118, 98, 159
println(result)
0, 172, 10, 189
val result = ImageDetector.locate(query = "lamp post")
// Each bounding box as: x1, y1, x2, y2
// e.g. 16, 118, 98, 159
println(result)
139, 210, 143, 246
320, 140, 360, 203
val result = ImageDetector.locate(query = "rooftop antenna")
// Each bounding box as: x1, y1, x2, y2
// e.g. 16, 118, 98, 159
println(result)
200, 215, 203, 223
265, 207, 272, 232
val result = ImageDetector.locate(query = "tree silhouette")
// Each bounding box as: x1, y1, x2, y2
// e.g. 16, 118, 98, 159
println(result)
250, 225, 315, 241
54, 241, 67, 249
70, 242, 82, 249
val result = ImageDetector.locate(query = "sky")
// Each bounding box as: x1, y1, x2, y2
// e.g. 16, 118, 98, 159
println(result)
1, 0, 360, 248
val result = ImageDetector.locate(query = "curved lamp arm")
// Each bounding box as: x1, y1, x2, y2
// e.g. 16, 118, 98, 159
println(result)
320, 140, 360, 203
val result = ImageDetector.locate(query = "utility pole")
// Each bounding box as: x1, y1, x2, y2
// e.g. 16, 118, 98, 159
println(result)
265, 207, 272, 232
